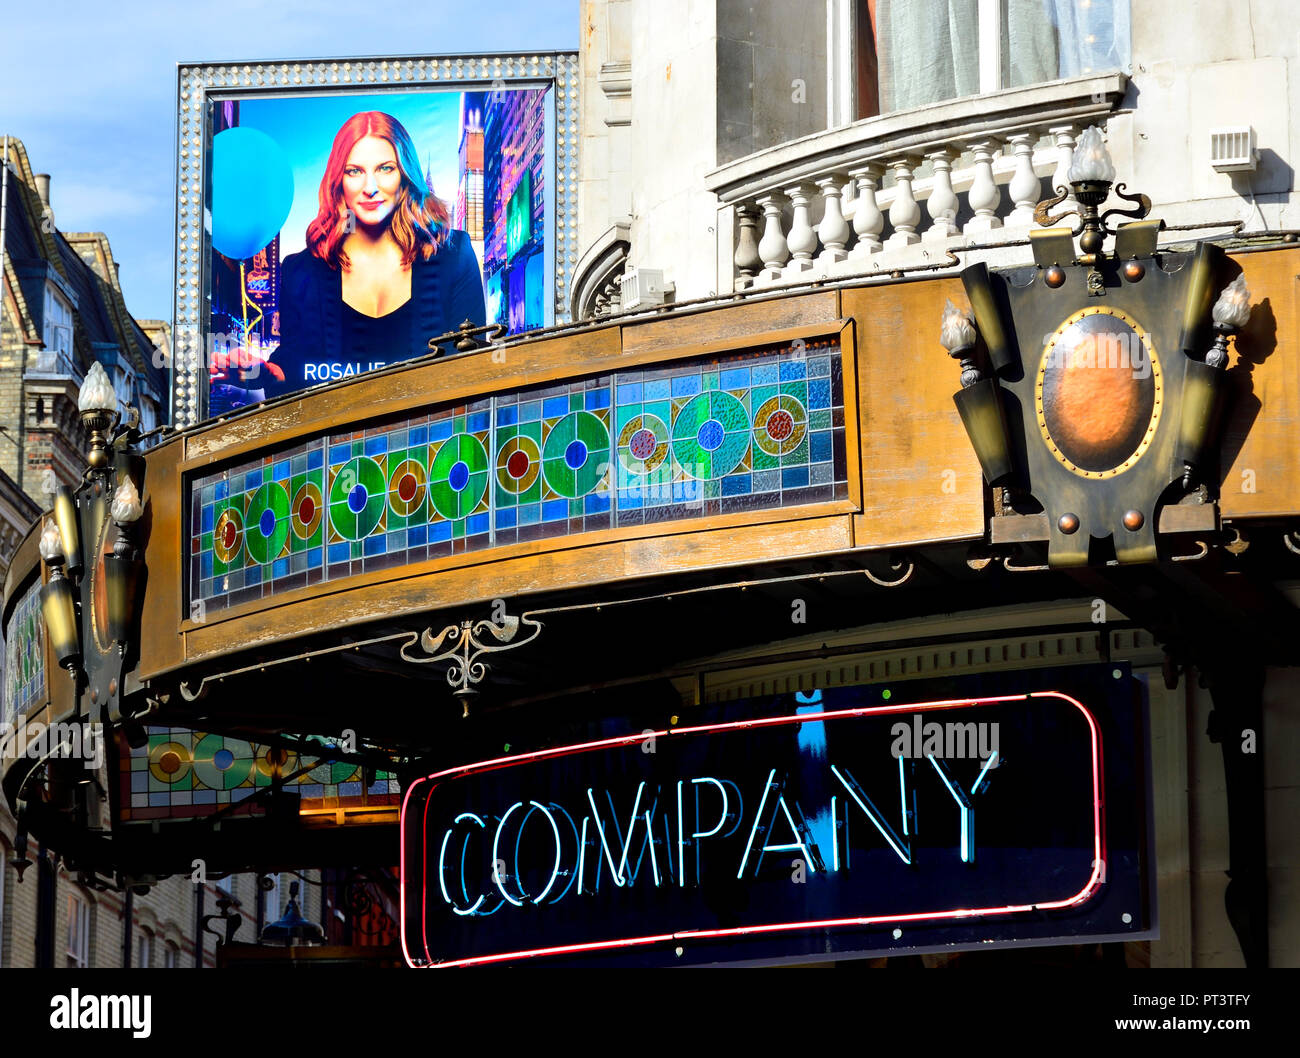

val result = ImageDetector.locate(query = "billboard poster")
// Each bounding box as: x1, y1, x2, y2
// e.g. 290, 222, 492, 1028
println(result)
203, 83, 552, 416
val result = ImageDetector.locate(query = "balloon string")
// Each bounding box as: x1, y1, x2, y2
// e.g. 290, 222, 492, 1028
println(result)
240, 259, 264, 354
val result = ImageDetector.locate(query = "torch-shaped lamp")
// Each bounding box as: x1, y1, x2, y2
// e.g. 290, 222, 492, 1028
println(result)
78, 361, 119, 471
1177, 275, 1252, 487
1067, 126, 1117, 256
38, 520, 80, 669
942, 299, 1014, 485
104, 478, 144, 646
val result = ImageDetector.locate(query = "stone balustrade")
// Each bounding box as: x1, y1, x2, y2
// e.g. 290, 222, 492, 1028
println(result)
706, 74, 1127, 292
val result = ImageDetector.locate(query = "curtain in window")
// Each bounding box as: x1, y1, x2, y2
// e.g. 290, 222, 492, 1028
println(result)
1006, 1, 1132, 88
877, 0, 981, 113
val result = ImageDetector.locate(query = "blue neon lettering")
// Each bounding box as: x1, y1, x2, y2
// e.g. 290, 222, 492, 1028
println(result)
830, 764, 911, 864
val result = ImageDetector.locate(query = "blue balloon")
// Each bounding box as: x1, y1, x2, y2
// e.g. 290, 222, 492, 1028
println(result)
211, 128, 294, 261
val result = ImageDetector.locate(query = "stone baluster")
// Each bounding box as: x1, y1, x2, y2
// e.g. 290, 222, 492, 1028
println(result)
756, 193, 790, 281
784, 182, 819, 273
884, 155, 922, 250
963, 140, 1002, 235
734, 206, 762, 288
815, 174, 851, 267
847, 163, 885, 260
1049, 125, 1077, 208
1006, 133, 1042, 226
923, 148, 960, 246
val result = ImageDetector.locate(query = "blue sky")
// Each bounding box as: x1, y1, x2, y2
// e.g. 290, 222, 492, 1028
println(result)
0, 0, 578, 320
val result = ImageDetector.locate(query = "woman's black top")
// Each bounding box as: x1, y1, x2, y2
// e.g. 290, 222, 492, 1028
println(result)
263, 228, 486, 400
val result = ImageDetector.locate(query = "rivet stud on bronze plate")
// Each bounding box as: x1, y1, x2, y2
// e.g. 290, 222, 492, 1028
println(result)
1123, 509, 1145, 531
1045, 265, 1066, 288
1058, 512, 1080, 534
1123, 259, 1145, 282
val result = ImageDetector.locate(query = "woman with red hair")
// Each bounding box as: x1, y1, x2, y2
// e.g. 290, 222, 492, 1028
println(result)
266, 110, 485, 398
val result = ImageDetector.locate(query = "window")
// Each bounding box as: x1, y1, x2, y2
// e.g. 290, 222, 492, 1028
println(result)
163, 942, 178, 969
136, 930, 151, 969
66, 892, 90, 968
854, 0, 1130, 118
42, 285, 73, 361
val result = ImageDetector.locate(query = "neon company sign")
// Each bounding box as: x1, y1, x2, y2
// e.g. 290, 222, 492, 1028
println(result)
401, 668, 1149, 966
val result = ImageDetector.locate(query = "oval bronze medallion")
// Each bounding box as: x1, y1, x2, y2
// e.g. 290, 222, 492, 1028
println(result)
1035, 306, 1162, 479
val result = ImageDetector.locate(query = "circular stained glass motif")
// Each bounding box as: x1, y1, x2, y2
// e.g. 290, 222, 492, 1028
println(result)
244, 482, 290, 564
291, 481, 323, 540
329, 457, 386, 540
672, 391, 750, 479
306, 756, 361, 785
496, 435, 542, 494
617, 414, 669, 477
193, 733, 253, 790
430, 433, 489, 519
542, 411, 610, 498
213, 507, 244, 565
148, 740, 192, 784
753, 394, 808, 457
1036, 306, 1162, 479
388, 458, 428, 518
253, 746, 300, 786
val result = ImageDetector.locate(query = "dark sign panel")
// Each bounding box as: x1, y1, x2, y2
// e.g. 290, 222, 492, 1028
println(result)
401, 665, 1151, 966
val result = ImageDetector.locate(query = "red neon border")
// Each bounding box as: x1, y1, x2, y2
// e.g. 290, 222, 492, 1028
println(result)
399, 691, 1105, 968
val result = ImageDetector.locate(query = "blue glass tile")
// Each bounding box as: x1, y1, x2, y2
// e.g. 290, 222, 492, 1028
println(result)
215, 480, 229, 501
753, 470, 780, 492
409, 425, 428, 446
519, 401, 541, 422
809, 378, 831, 409
645, 379, 671, 400
780, 360, 807, 382
617, 488, 643, 509
364, 436, 387, 456
299, 784, 324, 798
467, 411, 489, 432
407, 525, 427, 546
495, 507, 517, 529
543, 396, 569, 419
466, 512, 490, 535
542, 499, 568, 522
752, 364, 779, 384
131, 771, 147, 792
273, 460, 291, 481
193, 790, 216, 805
518, 503, 540, 525
307, 448, 324, 471
201, 483, 215, 506
149, 793, 171, 807
721, 368, 751, 390
671, 374, 702, 397
616, 382, 643, 405
245, 565, 263, 584
429, 419, 454, 442
291, 454, 307, 475
329, 443, 351, 466
363, 535, 387, 556
782, 466, 810, 489
226, 569, 244, 591
307, 547, 323, 568
271, 558, 289, 579
386, 530, 406, 550
201, 506, 213, 532
430, 520, 453, 542
585, 492, 610, 514
585, 388, 611, 410
231, 788, 253, 802
673, 479, 701, 502
328, 542, 350, 563
808, 356, 831, 377
243, 469, 263, 491
810, 461, 833, 485
290, 551, 307, 574
201, 552, 213, 579
810, 431, 832, 462
495, 405, 518, 427
387, 429, 407, 450
722, 473, 752, 496
339, 782, 363, 798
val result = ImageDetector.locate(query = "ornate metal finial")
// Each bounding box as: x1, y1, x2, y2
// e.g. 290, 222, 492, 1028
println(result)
1034, 125, 1151, 265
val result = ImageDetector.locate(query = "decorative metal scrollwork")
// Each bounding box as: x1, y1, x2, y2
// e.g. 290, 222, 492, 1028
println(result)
401, 612, 544, 716
863, 553, 915, 587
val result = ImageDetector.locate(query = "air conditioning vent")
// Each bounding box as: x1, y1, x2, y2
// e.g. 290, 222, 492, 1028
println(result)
1210, 126, 1257, 173
619, 268, 667, 311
